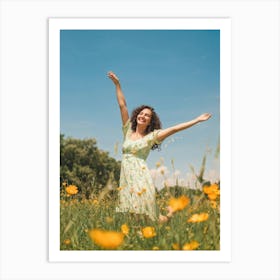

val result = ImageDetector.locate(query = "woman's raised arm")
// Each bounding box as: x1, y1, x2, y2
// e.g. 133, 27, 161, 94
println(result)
107, 71, 129, 125
156, 113, 212, 142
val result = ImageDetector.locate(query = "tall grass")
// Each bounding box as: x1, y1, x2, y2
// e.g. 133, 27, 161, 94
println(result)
60, 182, 220, 251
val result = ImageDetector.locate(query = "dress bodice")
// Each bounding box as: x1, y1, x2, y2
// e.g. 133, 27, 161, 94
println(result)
122, 120, 162, 160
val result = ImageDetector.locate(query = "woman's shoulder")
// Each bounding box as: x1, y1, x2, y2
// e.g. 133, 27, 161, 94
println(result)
146, 128, 162, 141
122, 119, 131, 129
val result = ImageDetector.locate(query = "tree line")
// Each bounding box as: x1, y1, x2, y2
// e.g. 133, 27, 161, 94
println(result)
60, 134, 121, 199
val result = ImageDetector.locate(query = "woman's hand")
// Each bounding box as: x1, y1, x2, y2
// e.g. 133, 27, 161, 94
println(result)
107, 71, 129, 125
107, 71, 120, 86
196, 113, 212, 122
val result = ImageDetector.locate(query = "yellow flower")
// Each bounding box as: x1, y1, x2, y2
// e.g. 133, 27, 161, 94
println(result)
116, 186, 123, 191
168, 195, 190, 213
203, 184, 220, 200
172, 243, 180, 250
142, 227, 156, 238
121, 224, 129, 235
207, 191, 220, 200
188, 213, 209, 223
65, 185, 78, 195
156, 161, 161, 168
137, 188, 147, 196
203, 184, 217, 194
152, 246, 160, 250
88, 229, 124, 249
63, 239, 71, 245
182, 240, 200, 250
93, 199, 98, 205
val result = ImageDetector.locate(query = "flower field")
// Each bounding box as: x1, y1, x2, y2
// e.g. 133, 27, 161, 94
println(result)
60, 182, 220, 251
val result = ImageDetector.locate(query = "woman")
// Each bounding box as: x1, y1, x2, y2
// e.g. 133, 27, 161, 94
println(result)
107, 71, 211, 222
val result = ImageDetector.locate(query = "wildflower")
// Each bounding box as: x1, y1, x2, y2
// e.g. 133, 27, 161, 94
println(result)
88, 229, 124, 249
203, 184, 220, 200
65, 185, 78, 195
152, 246, 159, 250
187, 213, 209, 223
142, 227, 156, 238
208, 192, 220, 200
203, 183, 218, 194
63, 239, 71, 245
137, 188, 147, 196
156, 161, 161, 168
168, 195, 190, 213
182, 241, 200, 250
93, 199, 99, 205
121, 224, 129, 236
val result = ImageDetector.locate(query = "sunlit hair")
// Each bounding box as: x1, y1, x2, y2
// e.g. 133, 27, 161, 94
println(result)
130, 105, 162, 151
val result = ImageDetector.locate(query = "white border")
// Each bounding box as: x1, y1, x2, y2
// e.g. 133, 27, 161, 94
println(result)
49, 18, 231, 262
1, 0, 279, 279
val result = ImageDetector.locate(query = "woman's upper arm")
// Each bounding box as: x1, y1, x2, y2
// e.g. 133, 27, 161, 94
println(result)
156, 127, 177, 142
120, 104, 129, 126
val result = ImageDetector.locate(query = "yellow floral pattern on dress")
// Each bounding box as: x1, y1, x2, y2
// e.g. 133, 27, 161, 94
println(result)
115, 119, 162, 221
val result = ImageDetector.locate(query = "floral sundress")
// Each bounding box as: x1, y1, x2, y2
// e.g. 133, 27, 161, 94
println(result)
115, 119, 162, 221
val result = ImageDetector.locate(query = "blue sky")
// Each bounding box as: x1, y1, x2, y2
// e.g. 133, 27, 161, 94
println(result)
60, 30, 220, 185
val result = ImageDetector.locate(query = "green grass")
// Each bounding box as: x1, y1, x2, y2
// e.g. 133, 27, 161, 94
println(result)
60, 186, 220, 251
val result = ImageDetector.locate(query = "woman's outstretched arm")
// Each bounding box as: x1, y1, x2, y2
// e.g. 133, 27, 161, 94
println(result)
156, 113, 212, 142
107, 71, 129, 125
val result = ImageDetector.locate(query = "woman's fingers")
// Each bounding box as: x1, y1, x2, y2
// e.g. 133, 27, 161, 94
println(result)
107, 71, 120, 85
107, 71, 117, 79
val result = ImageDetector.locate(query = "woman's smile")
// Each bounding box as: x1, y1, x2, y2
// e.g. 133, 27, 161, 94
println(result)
137, 116, 147, 123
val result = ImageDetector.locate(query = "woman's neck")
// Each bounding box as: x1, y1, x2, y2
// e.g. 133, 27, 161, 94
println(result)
135, 125, 147, 136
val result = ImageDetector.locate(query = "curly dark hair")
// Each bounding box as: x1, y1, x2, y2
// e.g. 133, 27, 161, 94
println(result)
130, 105, 162, 151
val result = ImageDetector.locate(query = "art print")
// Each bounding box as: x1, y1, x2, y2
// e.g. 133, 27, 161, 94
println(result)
49, 18, 231, 262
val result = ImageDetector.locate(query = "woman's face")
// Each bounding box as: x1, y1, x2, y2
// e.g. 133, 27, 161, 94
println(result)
137, 108, 152, 127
